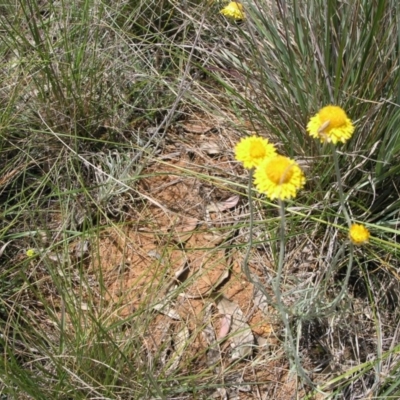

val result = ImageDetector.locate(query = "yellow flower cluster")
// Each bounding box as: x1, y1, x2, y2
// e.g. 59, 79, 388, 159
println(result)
307, 105, 355, 145
349, 224, 370, 245
308, 106, 371, 244
234, 136, 305, 201
26, 248, 38, 257
234, 135, 277, 169
233, 105, 371, 245
235, 105, 356, 200
220, 2, 245, 20
254, 156, 306, 201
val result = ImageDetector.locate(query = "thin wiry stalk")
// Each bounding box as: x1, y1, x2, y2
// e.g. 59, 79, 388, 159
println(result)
241, 170, 255, 283
332, 143, 351, 228
242, 169, 274, 303
274, 199, 313, 387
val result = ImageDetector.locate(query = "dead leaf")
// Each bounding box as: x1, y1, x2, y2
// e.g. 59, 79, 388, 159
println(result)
200, 142, 221, 155
47, 252, 68, 264
153, 301, 181, 321
172, 216, 198, 243
153, 280, 181, 321
202, 230, 231, 246
253, 286, 270, 315
217, 315, 231, 339
167, 324, 190, 373
210, 268, 230, 294
0, 241, 12, 258
147, 250, 162, 260
158, 320, 173, 368
174, 262, 190, 282
224, 372, 251, 398
217, 297, 254, 360
74, 240, 89, 259
182, 122, 213, 134
201, 303, 220, 367
214, 388, 228, 400
206, 195, 240, 213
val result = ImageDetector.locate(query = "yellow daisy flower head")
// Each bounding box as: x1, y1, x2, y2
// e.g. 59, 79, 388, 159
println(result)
254, 155, 306, 200
220, 2, 245, 20
26, 248, 38, 257
307, 105, 355, 144
234, 135, 277, 169
349, 224, 370, 245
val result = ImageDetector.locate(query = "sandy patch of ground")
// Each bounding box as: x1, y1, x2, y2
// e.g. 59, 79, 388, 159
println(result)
88, 126, 302, 398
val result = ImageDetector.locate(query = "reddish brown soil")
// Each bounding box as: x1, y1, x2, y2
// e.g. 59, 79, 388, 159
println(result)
89, 121, 300, 398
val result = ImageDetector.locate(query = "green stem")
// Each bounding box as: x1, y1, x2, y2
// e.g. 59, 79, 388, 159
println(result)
242, 169, 273, 303
332, 143, 351, 227
275, 199, 313, 387
242, 170, 311, 384
241, 169, 255, 283
330, 144, 354, 312
331, 243, 354, 307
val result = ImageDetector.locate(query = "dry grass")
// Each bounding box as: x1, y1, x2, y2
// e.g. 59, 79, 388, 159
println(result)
1, 0, 400, 399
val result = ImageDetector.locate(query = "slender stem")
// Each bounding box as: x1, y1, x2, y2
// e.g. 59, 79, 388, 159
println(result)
241, 169, 255, 283
275, 200, 313, 386
330, 144, 354, 312
242, 169, 273, 303
330, 243, 354, 308
242, 169, 311, 385
275, 200, 286, 311
332, 143, 351, 227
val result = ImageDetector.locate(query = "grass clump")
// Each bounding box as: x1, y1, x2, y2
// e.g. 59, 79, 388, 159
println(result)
216, 0, 400, 397
1, 0, 400, 399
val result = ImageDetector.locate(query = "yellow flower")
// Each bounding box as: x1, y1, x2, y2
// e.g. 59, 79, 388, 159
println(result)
307, 105, 355, 144
26, 248, 38, 257
234, 135, 277, 169
254, 155, 306, 200
220, 2, 245, 20
349, 224, 370, 245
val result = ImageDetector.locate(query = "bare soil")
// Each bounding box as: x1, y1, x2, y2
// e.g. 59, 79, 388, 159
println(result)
89, 118, 301, 398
